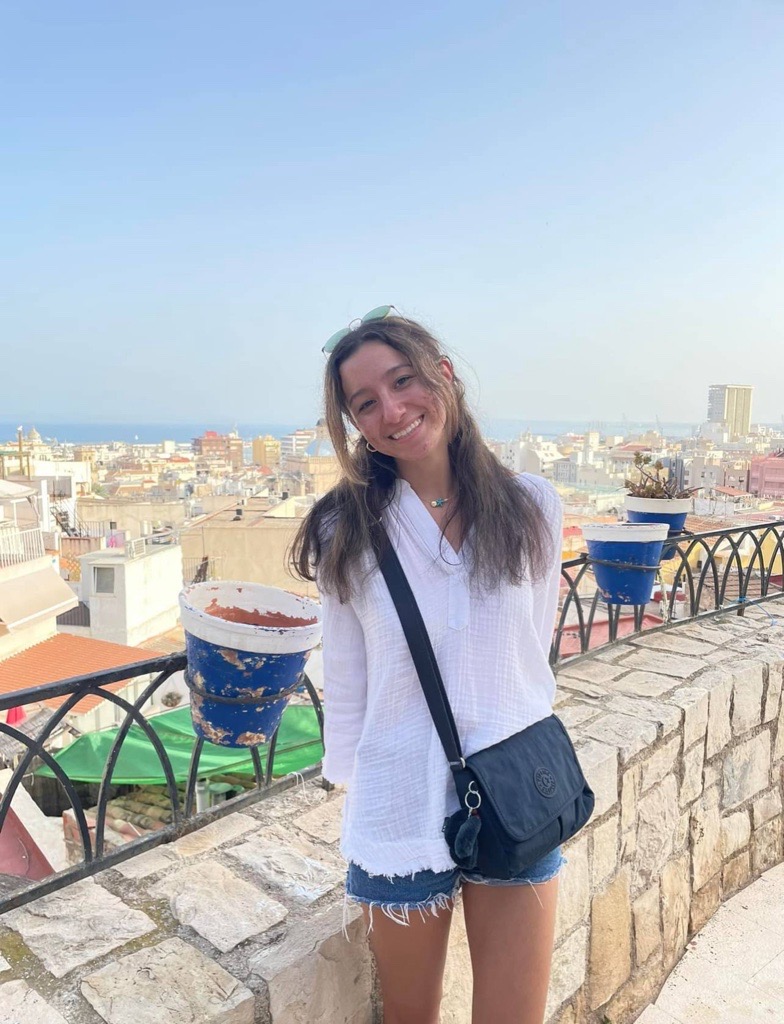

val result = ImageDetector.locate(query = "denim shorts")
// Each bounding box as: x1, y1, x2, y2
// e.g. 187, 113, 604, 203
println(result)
346, 847, 564, 924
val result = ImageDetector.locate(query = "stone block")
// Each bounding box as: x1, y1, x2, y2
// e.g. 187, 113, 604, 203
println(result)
776, 691, 784, 762
591, 814, 619, 888
250, 904, 372, 1024
703, 760, 721, 790
634, 776, 680, 893
661, 852, 690, 966
641, 735, 681, 793
763, 662, 783, 723
753, 787, 783, 829
0, 980, 69, 1024
575, 740, 618, 817
730, 663, 765, 735
633, 882, 661, 965
295, 794, 345, 845
617, 649, 707, 679
555, 834, 590, 941
721, 809, 751, 859
705, 673, 733, 759
170, 812, 258, 858
555, 660, 624, 685
689, 873, 721, 934
557, 704, 600, 731
81, 936, 254, 1024
0, 954, 10, 974
581, 713, 657, 764
555, 677, 609, 700
151, 860, 288, 952
227, 828, 344, 903
604, 695, 682, 738
630, 633, 716, 658
610, 672, 680, 698
722, 732, 772, 810
723, 850, 751, 895
3, 878, 155, 979
545, 925, 588, 1021
680, 742, 704, 807
621, 764, 640, 833
441, 904, 471, 1024
589, 869, 632, 1009
668, 686, 709, 749
113, 846, 178, 879
601, 957, 665, 1024
752, 816, 783, 875
675, 811, 690, 852
690, 788, 722, 891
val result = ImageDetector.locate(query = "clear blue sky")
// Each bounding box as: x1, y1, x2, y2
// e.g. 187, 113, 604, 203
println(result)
3, 2, 783, 426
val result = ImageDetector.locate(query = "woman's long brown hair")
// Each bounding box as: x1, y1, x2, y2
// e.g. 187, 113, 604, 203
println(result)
290, 316, 552, 602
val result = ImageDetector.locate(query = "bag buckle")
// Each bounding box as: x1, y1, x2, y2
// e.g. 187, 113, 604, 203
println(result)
449, 757, 466, 769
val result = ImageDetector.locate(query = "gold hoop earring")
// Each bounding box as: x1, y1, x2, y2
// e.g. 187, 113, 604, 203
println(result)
366, 441, 378, 453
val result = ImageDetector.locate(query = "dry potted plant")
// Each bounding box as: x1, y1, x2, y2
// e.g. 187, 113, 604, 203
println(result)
624, 453, 697, 556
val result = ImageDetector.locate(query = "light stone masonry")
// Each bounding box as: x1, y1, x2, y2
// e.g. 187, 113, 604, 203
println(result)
1, 611, 783, 1024
3, 878, 156, 978
610, 671, 679, 698
581, 713, 657, 763
729, 663, 765, 736
667, 686, 709, 749
763, 662, 783, 722
81, 937, 255, 1024
722, 732, 772, 809
720, 809, 751, 859
0, 979, 70, 1024
641, 735, 681, 792
555, 834, 590, 941
591, 814, 619, 888
150, 860, 288, 952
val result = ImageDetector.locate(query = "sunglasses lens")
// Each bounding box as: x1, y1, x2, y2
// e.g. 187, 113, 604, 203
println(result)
361, 304, 393, 323
323, 327, 350, 354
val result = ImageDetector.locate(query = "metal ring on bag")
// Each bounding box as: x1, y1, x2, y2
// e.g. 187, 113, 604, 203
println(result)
464, 780, 482, 811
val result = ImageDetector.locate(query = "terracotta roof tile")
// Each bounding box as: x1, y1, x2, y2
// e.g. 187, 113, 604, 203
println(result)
0, 634, 165, 715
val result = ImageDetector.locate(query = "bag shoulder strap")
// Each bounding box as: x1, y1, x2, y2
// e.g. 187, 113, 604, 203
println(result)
377, 538, 465, 769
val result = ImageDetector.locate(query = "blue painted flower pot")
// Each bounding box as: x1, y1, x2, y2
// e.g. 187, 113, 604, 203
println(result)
624, 496, 692, 559
582, 524, 668, 605
179, 582, 322, 748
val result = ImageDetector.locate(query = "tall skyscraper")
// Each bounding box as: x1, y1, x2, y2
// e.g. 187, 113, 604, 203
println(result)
707, 385, 753, 441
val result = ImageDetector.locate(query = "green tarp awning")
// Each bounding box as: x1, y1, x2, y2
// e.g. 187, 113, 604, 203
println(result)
35, 704, 323, 785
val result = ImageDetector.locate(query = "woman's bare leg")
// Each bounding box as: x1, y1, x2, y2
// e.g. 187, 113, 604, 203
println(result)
362, 901, 455, 1024
462, 876, 559, 1024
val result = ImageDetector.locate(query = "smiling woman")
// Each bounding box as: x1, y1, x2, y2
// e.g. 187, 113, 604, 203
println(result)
288, 313, 564, 1024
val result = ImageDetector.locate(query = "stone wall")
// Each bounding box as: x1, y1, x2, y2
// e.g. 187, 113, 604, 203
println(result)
0, 602, 782, 1023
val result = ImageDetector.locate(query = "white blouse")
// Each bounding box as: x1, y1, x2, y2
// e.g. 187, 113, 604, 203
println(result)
319, 473, 563, 877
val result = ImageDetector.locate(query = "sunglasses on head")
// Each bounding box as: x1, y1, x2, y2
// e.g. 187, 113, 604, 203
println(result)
322, 304, 401, 354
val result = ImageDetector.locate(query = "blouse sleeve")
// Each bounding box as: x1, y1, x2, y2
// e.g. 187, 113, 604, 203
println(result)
318, 587, 368, 785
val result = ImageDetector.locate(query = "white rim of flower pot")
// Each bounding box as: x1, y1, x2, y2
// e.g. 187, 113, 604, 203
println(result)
624, 496, 692, 514
581, 523, 669, 544
180, 581, 322, 655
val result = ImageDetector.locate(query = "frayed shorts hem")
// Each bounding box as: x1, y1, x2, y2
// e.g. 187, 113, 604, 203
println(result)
344, 848, 564, 931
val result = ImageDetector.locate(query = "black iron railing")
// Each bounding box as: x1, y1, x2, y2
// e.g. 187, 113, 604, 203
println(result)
0, 654, 324, 913
551, 519, 784, 663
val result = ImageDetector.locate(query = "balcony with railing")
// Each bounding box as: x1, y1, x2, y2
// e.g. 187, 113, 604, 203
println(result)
0, 519, 783, 1023
0, 523, 46, 569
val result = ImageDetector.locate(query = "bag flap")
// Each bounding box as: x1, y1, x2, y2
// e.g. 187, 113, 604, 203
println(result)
464, 715, 589, 842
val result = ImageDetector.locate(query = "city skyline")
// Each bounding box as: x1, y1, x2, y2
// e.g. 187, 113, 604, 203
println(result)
3, 4, 783, 424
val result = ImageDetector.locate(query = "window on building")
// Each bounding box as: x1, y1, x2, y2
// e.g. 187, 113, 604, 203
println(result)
94, 566, 115, 594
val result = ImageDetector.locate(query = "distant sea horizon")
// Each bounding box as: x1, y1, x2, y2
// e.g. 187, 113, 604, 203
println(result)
2, 418, 706, 445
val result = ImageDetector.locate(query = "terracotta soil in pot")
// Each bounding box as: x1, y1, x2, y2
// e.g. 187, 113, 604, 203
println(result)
203, 598, 317, 629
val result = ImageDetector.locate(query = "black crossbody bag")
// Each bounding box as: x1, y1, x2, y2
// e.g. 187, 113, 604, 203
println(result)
378, 540, 595, 879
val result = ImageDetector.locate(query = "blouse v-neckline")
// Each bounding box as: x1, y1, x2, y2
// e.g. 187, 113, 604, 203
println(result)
392, 479, 465, 571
